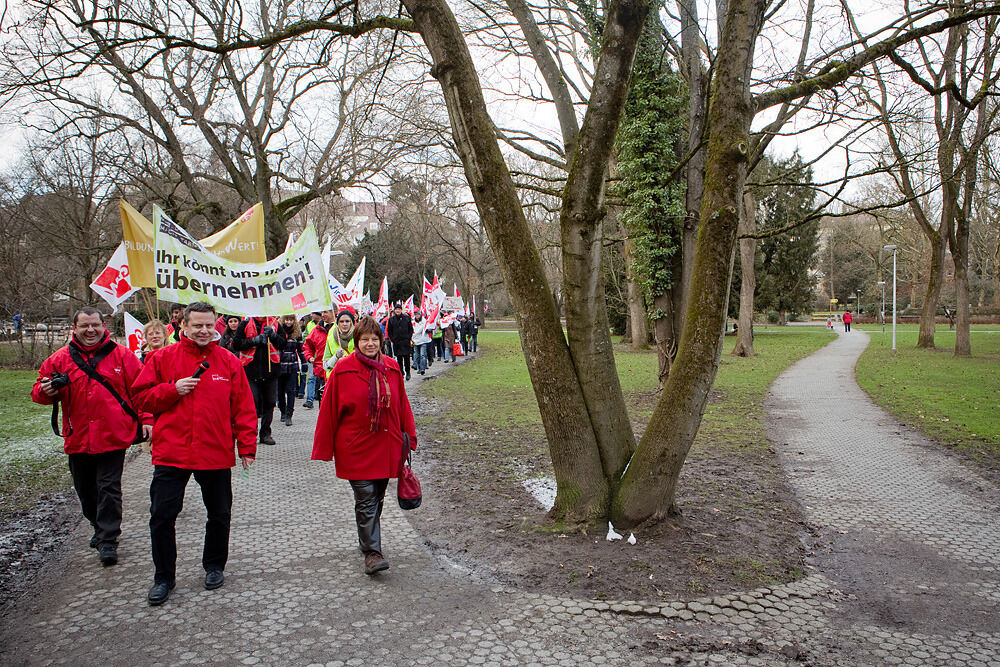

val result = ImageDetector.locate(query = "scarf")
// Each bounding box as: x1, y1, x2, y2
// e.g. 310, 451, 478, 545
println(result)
354, 350, 391, 433
335, 325, 355, 351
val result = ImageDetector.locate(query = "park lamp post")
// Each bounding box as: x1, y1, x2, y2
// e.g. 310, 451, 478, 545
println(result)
883, 245, 898, 351
877, 281, 886, 334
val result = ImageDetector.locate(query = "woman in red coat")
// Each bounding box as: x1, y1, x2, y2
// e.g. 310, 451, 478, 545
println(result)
312, 316, 418, 575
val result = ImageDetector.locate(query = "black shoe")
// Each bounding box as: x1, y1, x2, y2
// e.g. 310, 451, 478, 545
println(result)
296, 394, 305, 399
260, 434, 276, 446
98, 544, 118, 566
303, 401, 314, 409
89, 534, 99, 549
285, 415, 293, 426
205, 569, 225, 590
147, 581, 174, 606
406, 374, 411, 381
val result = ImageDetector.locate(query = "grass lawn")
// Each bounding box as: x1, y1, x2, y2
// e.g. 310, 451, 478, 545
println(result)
424, 327, 836, 451
855, 324, 1000, 460
0, 370, 71, 517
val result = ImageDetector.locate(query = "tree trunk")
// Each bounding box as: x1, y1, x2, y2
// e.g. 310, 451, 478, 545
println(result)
625, 238, 649, 349
614, 0, 767, 526
678, 0, 707, 338
917, 227, 947, 349
732, 192, 756, 357
404, 0, 610, 523
559, 0, 652, 481
954, 259, 970, 355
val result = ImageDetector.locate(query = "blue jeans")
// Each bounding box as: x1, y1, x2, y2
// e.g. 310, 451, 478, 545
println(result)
413, 343, 429, 372
443, 343, 453, 362
305, 366, 317, 403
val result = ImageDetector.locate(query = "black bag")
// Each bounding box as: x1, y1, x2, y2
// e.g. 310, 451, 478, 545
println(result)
68, 342, 147, 444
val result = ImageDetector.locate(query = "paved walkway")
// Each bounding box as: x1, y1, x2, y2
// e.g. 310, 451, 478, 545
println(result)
2, 331, 999, 665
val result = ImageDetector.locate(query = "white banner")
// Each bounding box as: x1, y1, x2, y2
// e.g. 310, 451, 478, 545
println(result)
154, 206, 332, 316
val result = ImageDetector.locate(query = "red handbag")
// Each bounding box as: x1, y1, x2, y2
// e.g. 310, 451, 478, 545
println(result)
398, 433, 421, 510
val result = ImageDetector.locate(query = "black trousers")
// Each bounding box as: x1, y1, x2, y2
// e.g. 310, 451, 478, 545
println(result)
349, 479, 389, 554
149, 466, 232, 585
394, 353, 411, 378
68, 449, 126, 547
469, 333, 478, 352
248, 377, 277, 438
276, 372, 297, 418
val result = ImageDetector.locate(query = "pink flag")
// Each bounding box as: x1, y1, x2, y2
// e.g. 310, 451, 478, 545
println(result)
403, 295, 415, 317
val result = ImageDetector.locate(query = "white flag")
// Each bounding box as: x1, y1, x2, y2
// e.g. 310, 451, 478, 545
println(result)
90, 242, 140, 313
123, 312, 145, 359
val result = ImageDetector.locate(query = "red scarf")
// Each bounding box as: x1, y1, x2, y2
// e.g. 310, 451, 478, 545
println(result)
238, 317, 281, 367
354, 350, 391, 432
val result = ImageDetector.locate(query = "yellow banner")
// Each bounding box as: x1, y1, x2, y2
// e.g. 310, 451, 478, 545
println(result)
121, 199, 266, 287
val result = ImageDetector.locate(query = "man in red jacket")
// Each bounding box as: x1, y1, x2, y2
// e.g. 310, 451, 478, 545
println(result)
31, 307, 152, 567
133, 302, 257, 606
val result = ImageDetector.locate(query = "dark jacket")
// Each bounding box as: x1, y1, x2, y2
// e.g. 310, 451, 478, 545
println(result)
278, 324, 305, 376
386, 313, 414, 355
233, 317, 287, 381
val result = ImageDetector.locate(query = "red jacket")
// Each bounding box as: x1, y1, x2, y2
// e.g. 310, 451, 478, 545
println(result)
133, 336, 257, 469
31, 332, 150, 455
312, 352, 417, 480
843, 311, 853, 324
303, 323, 331, 379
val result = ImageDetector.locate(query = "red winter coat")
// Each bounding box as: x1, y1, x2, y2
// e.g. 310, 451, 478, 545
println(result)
31, 332, 151, 455
133, 336, 257, 469
303, 322, 331, 379
312, 352, 417, 480
843, 311, 853, 324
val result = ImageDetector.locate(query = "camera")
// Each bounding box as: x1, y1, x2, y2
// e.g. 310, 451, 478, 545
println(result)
49, 372, 71, 390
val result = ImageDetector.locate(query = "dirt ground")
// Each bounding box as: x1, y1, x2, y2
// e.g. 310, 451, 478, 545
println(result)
408, 386, 811, 603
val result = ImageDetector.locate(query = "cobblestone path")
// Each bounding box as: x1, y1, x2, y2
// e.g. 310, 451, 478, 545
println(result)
2, 331, 999, 666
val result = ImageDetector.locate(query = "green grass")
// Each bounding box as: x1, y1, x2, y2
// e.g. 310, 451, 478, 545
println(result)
425, 327, 836, 452
0, 370, 71, 517
855, 324, 1000, 458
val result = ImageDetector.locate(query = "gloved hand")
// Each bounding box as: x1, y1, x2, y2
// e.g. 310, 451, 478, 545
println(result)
253, 334, 267, 345
262, 326, 274, 336
300, 362, 309, 374
323, 356, 336, 371
335, 349, 345, 360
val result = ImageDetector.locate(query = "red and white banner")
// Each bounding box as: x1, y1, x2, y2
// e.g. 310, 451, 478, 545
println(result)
124, 312, 144, 358
403, 295, 414, 317
374, 276, 389, 319
90, 242, 140, 312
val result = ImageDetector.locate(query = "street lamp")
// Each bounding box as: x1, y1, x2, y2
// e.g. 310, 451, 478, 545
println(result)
883, 245, 898, 351
877, 281, 886, 334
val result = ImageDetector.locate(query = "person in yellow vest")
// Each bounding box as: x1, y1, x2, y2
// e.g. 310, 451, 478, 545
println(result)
324, 308, 357, 373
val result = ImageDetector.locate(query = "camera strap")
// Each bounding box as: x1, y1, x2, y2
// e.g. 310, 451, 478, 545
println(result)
68, 341, 145, 443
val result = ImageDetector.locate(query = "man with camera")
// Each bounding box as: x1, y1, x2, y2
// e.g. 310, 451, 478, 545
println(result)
133, 302, 257, 606
232, 315, 286, 446
30, 307, 152, 567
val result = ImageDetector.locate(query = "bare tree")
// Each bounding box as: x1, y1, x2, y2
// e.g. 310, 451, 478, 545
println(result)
2, 0, 427, 255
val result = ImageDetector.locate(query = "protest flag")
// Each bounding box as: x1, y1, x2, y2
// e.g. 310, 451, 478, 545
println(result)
90, 243, 140, 313
403, 295, 414, 317
123, 312, 145, 359
374, 276, 389, 319
344, 256, 366, 304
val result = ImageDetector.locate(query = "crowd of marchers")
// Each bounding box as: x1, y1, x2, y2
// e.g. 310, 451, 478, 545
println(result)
29, 300, 477, 606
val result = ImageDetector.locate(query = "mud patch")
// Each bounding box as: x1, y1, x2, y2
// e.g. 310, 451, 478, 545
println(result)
408, 406, 808, 602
